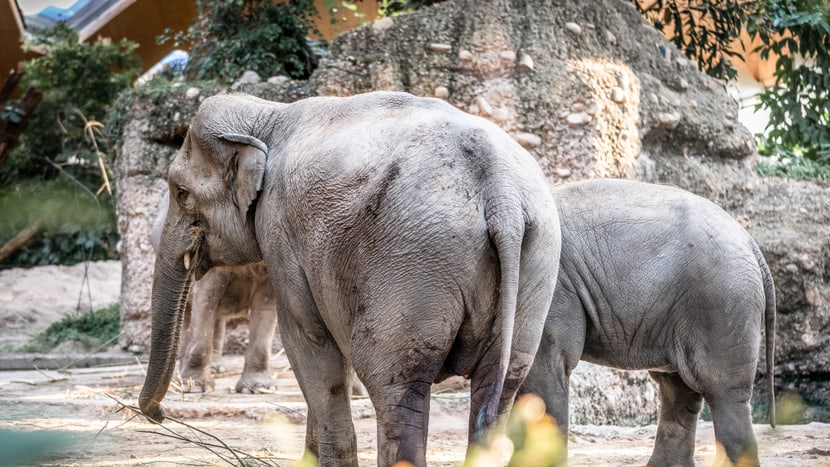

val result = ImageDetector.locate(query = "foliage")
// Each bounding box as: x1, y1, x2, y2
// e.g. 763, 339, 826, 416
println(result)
633, 0, 748, 81
20, 303, 120, 353
160, 0, 321, 82
749, 0, 830, 164
0, 23, 139, 267
378, 0, 446, 16
633, 1, 830, 173
3, 23, 141, 182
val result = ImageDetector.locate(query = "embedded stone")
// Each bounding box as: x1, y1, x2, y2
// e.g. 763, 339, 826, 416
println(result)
434, 86, 449, 99
611, 87, 625, 103
499, 50, 517, 62
567, 111, 590, 126
618, 71, 630, 88
372, 16, 394, 33
429, 43, 453, 53
565, 22, 582, 35
475, 96, 493, 116
267, 75, 290, 85
518, 53, 534, 72
185, 87, 200, 100
656, 112, 681, 129
458, 49, 474, 61
514, 132, 542, 148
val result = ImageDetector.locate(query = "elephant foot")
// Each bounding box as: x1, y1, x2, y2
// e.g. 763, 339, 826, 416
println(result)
180, 370, 215, 393
235, 371, 276, 394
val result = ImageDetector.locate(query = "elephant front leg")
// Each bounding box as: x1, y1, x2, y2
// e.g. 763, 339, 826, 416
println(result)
236, 297, 278, 393
648, 371, 703, 467
179, 311, 218, 393
180, 274, 229, 392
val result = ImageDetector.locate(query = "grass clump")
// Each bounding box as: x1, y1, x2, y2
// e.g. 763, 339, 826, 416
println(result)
21, 304, 120, 353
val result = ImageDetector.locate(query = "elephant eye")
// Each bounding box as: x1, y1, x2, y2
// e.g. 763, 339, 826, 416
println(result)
176, 187, 189, 205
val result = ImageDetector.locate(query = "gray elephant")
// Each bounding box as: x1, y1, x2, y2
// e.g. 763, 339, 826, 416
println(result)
138, 91, 561, 467
151, 193, 279, 394
519, 179, 776, 467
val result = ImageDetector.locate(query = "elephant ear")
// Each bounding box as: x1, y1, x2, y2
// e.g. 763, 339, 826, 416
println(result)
221, 133, 267, 219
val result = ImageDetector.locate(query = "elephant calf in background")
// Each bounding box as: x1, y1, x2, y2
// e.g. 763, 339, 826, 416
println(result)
520, 179, 776, 467
151, 193, 279, 394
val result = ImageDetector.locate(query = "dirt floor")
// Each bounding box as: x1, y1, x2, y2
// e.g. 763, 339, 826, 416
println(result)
1, 261, 829, 466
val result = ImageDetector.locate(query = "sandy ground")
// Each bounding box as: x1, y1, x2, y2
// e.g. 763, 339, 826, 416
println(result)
1, 261, 829, 466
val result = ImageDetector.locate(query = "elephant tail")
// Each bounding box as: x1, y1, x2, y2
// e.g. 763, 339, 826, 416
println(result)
754, 241, 777, 428
478, 199, 526, 433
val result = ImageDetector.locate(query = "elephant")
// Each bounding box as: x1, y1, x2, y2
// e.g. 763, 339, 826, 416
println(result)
151, 192, 279, 394
138, 91, 562, 467
519, 179, 776, 467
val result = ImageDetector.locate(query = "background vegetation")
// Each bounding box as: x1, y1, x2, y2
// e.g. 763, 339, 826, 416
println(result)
635, 0, 830, 180
0, 23, 140, 268
158, 0, 321, 82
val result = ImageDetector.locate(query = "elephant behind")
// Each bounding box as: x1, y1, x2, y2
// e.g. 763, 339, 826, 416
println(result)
139, 91, 561, 467
151, 193, 279, 394
521, 179, 776, 467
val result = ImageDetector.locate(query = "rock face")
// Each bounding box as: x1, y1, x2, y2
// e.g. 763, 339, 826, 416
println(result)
114, 0, 829, 424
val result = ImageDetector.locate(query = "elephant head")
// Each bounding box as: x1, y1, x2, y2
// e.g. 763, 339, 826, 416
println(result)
138, 95, 279, 422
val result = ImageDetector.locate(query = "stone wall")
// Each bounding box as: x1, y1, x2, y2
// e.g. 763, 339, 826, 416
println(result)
113, 0, 829, 423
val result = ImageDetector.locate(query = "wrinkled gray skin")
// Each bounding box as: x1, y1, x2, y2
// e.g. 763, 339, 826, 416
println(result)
151, 193, 278, 394
520, 179, 776, 467
138, 91, 561, 467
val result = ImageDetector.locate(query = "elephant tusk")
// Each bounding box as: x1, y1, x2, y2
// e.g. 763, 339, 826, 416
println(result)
183, 251, 191, 270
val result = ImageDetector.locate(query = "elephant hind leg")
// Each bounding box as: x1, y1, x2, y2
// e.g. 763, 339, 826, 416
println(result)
517, 347, 573, 442
281, 319, 357, 466
707, 395, 759, 467
648, 371, 703, 467
355, 342, 445, 467
273, 268, 358, 466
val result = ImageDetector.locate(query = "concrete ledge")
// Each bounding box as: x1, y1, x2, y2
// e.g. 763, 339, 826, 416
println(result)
0, 353, 144, 371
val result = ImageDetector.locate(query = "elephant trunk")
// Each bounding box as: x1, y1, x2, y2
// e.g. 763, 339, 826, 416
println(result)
138, 240, 197, 423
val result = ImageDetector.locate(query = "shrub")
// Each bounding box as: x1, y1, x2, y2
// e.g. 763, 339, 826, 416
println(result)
160, 0, 322, 82
21, 303, 121, 353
